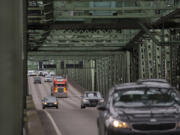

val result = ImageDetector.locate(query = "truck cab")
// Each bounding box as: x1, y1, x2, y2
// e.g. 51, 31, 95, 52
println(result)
51, 76, 68, 98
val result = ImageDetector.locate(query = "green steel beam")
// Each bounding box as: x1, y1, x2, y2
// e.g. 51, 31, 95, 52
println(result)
36, 46, 122, 51
55, 14, 161, 19
54, 7, 178, 11
28, 51, 121, 56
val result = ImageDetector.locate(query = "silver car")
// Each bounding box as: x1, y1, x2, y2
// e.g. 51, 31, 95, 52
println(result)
44, 75, 52, 82
42, 96, 59, 109
81, 91, 104, 109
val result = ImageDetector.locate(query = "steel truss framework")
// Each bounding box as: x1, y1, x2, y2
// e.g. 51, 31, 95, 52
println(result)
28, 0, 180, 94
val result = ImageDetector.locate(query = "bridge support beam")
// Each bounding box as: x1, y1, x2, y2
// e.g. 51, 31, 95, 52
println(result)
0, 0, 25, 135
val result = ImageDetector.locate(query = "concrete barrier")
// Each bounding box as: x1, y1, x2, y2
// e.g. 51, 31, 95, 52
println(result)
26, 96, 44, 135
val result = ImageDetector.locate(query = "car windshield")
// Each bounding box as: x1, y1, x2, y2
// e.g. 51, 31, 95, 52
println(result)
34, 77, 40, 80
113, 88, 179, 108
45, 97, 56, 102
85, 92, 101, 98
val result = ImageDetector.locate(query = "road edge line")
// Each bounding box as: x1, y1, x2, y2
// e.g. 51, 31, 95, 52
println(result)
44, 110, 63, 135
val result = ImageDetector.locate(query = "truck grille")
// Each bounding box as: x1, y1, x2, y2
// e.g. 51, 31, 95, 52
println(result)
132, 123, 176, 131
58, 88, 64, 93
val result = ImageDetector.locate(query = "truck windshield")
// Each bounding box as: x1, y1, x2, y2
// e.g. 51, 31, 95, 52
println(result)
56, 84, 65, 87
113, 88, 179, 108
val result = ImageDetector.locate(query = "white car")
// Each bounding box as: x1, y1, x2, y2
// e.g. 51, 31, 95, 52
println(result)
44, 75, 52, 82
28, 70, 37, 76
43, 71, 48, 76
49, 71, 55, 76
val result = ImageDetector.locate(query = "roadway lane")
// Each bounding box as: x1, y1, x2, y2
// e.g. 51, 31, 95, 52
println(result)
28, 77, 99, 135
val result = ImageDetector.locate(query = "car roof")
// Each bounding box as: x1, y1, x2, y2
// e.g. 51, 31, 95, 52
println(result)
45, 75, 51, 77
114, 81, 172, 92
137, 79, 168, 83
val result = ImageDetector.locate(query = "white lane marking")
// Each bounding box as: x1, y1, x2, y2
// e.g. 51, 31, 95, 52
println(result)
44, 110, 63, 135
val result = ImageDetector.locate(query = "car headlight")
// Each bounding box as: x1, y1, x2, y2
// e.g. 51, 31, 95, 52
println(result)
83, 99, 89, 102
43, 102, 47, 105
112, 120, 129, 128
109, 117, 129, 128
54, 102, 58, 104
177, 121, 180, 128
100, 99, 104, 103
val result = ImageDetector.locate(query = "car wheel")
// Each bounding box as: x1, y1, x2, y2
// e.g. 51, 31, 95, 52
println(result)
81, 105, 85, 109
104, 128, 112, 135
56, 106, 58, 109
43, 106, 45, 109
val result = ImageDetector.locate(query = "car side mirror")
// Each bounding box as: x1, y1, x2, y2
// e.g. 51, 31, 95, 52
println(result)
97, 104, 107, 111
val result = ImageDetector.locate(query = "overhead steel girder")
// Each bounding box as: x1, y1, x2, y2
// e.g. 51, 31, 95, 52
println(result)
54, 7, 178, 11
40, 42, 127, 47
36, 46, 123, 51
28, 51, 121, 56
138, 23, 180, 46
55, 14, 161, 20
138, 22, 161, 46
28, 56, 100, 61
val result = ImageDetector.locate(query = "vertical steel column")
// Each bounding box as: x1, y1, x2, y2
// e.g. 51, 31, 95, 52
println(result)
0, 0, 24, 134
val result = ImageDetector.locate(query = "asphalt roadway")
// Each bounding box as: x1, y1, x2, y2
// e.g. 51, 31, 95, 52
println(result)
28, 77, 99, 135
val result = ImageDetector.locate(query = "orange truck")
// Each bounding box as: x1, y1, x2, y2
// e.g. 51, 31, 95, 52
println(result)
51, 76, 68, 98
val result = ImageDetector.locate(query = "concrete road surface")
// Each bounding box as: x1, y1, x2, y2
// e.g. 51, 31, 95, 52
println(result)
28, 77, 99, 135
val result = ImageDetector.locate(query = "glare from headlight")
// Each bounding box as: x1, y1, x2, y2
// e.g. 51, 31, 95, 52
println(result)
83, 99, 88, 102
113, 120, 119, 128
112, 120, 129, 128
178, 122, 180, 128
100, 99, 104, 103
54, 102, 58, 104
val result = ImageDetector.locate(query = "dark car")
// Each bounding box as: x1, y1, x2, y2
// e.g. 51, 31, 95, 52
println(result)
34, 76, 41, 84
97, 80, 180, 135
81, 91, 104, 109
42, 96, 58, 109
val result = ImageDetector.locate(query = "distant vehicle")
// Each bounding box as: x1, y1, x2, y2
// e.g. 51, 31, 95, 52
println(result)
28, 70, 37, 76
49, 71, 55, 76
51, 77, 68, 98
41, 96, 58, 109
33, 76, 41, 84
38, 71, 44, 76
44, 75, 52, 82
42, 71, 48, 76
81, 91, 104, 109
97, 80, 180, 135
